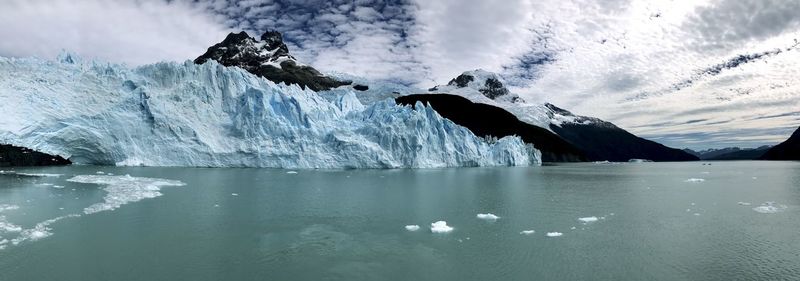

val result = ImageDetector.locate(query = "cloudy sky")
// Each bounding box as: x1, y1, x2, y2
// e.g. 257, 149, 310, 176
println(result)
1, 0, 798, 149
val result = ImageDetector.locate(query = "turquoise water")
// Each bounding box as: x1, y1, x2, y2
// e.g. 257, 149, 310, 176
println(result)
0, 162, 798, 280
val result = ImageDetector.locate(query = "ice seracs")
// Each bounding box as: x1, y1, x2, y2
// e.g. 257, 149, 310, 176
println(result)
0, 56, 540, 169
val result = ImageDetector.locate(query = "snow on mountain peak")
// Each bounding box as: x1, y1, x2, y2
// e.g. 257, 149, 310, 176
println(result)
430, 69, 524, 104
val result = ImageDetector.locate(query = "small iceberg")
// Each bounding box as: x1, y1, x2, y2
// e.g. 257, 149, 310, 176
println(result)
752, 202, 787, 214
430, 221, 453, 233
286, 171, 298, 174
685, 178, 705, 183
519, 230, 535, 235
546, 232, 563, 237
578, 216, 598, 223
405, 225, 420, 231
476, 213, 500, 220
737, 202, 751, 206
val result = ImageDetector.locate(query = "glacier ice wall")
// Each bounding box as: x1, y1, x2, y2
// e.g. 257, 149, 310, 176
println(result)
0, 56, 540, 168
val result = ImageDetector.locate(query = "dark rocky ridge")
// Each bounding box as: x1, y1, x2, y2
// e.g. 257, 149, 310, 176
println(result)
396, 94, 586, 162
684, 146, 771, 160
760, 126, 800, 160
0, 144, 71, 167
545, 104, 699, 162
195, 31, 350, 91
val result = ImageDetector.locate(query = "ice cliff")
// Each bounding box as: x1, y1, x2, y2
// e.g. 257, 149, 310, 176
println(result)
0, 55, 540, 168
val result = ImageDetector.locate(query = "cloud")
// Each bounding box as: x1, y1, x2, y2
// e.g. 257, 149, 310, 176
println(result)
683, 0, 800, 50
0, 0, 230, 65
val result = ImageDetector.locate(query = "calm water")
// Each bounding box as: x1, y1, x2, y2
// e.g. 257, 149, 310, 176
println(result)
0, 162, 798, 280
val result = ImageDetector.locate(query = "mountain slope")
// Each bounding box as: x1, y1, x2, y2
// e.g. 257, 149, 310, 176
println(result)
425, 70, 699, 162
706, 146, 771, 160
396, 94, 585, 162
195, 31, 350, 91
760, 127, 800, 160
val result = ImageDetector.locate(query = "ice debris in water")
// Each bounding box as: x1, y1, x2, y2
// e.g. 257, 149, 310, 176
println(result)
16, 173, 62, 177
476, 213, 500, 220
520, 230, 535, 235
737, 202, 751, 206
67, 174, 185, 214
752, 202, 787, 214
578, 216, 598, 223
286, 171, 298, 174
546, 232, 563, 237
10, 214, 80, 246
231, 193, 239, 196
0, 204, 18, 212
405, 225, 420, 231
685, 178, 705, 183
430, 221, 453, 233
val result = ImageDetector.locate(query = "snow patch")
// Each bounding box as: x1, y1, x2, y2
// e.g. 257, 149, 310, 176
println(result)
430, 221, 453, 233
66, 174, 185, 214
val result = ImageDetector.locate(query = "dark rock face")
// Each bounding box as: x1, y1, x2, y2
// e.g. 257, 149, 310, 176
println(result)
195, 31, 350, 91
761, 127, 800, 160
0, 144, 70, 167
396, 94, 586, 162
544, 104, 698, 162
479, 78, 510, 99
353, 84, 369, 91
447, 74, 474, 88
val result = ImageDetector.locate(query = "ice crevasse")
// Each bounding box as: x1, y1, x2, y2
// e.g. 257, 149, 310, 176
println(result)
0, 56, 540, 168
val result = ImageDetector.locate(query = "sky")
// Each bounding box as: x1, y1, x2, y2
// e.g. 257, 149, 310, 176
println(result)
1, 0, 798, 150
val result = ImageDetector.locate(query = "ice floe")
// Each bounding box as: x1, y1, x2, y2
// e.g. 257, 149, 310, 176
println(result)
520, 230, 535, 235
546, 232, 563, 237
10, 214, 81, 246
685, 178, 705, 183
405, 225, 420, 231
578, 216, 598, 223
476, 213, 500, 220
0, 204, 18, 212
752, 202, 787, 214
67, 174, 185, 214
430, 221, 453, 233
737, 202, 751, 206
286, 171, 298, 174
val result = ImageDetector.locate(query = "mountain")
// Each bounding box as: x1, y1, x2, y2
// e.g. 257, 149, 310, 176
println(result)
684, 146, 772, 160
421, 69, 698, 162
396, 94, 586, 162
760, 127, 800, 160
0, 55, 539, 168
195, 31, 352, 91
0, 144, 70, 167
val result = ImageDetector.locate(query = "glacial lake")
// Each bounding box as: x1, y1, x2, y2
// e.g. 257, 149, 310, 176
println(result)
0, 161, 798, 280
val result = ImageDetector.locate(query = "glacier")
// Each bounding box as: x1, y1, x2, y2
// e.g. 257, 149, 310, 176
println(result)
0, 55, 540, 168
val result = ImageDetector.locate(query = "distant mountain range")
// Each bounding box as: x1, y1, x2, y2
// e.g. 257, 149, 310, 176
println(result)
683, 146, 773, 160
761, 126, 800, 160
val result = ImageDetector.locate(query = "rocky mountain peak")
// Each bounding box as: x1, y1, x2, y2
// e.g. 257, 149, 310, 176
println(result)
195, 30, 349, 91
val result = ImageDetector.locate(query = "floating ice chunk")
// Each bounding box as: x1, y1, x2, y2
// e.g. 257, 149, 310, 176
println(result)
520, 230, 535, 235
685, 178, 705, 183
0, 204, 18, 212
96, 171, 105, 174
476, 213, 500, 220
693, 213, 700, 216
751, 177, 757, 180
286, 171, 298, 174
39, 183, 54, 186
67, 175, 185, 214
571, 226, 576, 230
231, 193, 239, 196
430, 221, 453, 233
546, 232, 563, 237
701, 171, 710, 174
405, 225, 420, 231
578, 216, 598, 223
737, 202, 751, 206
752, 202, 787, 214
53, 185, 64, 188
16, 173, 63, 177
0, 220, 22, 233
